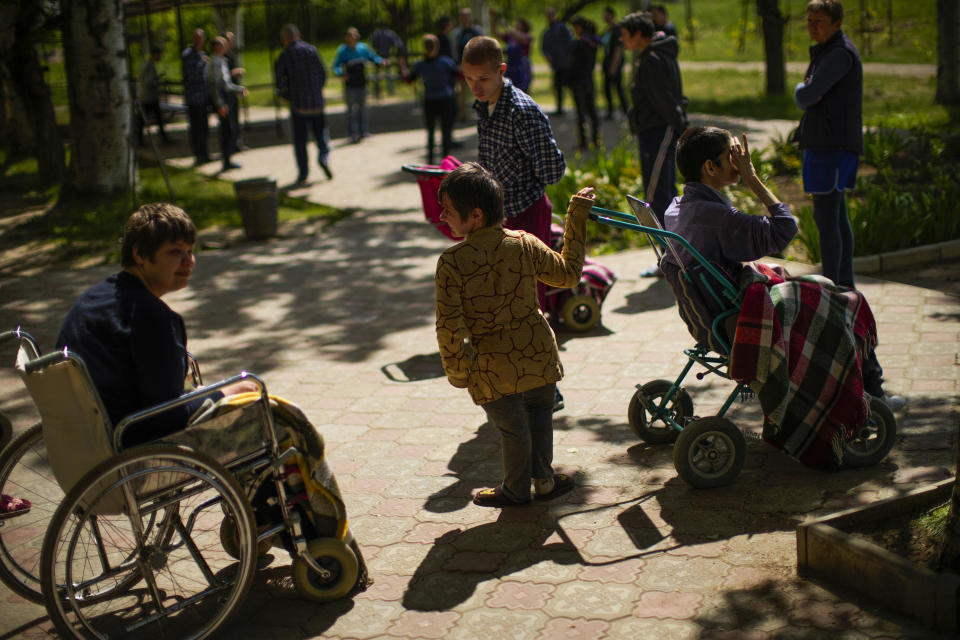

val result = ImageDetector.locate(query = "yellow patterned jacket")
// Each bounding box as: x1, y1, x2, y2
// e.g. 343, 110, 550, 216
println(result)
435, 195, 592, 405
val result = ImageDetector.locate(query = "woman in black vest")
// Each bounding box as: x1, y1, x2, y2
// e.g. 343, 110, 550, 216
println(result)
794, 0, 862, 289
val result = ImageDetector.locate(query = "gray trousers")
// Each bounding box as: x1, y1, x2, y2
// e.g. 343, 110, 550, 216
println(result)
480, 383, 556, 503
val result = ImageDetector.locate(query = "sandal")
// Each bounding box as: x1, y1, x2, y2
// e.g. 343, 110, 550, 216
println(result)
0, 494, 31, 519
472, 486, 529, 508
534, 474, 575, 501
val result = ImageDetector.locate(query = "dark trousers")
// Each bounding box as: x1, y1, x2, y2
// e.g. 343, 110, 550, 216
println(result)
227, 93, 241, 151
571, 82, 599, 148
551, 67, 569, 113
423, 97, 455, 164
637, 124, 678, 224
187, 104, 209, 163
217, 108, 235, 169
137, 100, 167, 145
603, 70, 628, 117
480, 383, 556, 503
812, 190, 855, 289
291, 111, 329, 181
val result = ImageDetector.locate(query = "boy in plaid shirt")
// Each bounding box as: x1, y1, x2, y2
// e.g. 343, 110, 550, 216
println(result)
460, 36, 566, 310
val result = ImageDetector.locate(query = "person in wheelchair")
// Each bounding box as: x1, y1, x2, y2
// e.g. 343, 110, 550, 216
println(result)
55, 202, 258, 447
661, 125, 903, 411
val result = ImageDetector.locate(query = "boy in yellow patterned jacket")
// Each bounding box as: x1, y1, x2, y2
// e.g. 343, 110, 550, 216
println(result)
434, 162, 595, 507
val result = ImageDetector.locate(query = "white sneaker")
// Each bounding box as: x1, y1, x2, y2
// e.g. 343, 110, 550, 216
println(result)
881, 393, 906, 411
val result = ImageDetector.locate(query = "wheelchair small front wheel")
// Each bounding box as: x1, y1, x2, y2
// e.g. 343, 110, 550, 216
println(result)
628, 380, 693, 444
673, 417, 745, 489
561, 294, 601, 332
844, 397, 897, 468
292, 537, 359, 602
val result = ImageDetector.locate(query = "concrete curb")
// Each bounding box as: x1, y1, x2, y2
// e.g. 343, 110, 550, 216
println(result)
853, 239, 960, 275
796, 479, 958, 633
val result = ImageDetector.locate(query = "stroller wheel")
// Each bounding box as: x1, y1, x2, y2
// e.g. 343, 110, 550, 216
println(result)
292, 537, 359, 602
628, 380, 693, 444
844, 396, 897, 467
673, 417, 745, 489
561, 294, 601, 332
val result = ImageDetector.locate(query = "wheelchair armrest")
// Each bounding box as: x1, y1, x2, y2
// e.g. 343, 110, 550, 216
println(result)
112, 371, 267, 451
2, 327, 40, 360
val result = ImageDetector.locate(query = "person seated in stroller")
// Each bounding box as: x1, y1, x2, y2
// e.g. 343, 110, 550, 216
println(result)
660, 125, 903, 412
56, 203, 258, 447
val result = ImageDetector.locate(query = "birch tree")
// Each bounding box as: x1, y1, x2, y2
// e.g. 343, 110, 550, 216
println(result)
61, 0, 132, 197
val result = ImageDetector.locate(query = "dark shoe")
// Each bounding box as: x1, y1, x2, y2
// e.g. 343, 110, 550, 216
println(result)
294, 175, 308, 185
0, 494, 31, 519
222, 161, 241, 171
472, 486, 529, 508
553, 388, 564, 413
319, 160, 333, 180
533, 474, 575, 501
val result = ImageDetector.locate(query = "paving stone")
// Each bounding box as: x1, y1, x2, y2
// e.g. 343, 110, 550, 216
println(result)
2, 102, 957, 640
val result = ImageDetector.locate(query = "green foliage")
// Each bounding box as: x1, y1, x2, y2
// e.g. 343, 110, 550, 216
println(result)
766, 132, 802, 177
790, 126, 960, 261
15, 165, 345, 261
912, 501, 950, 540
547, 141, 651, 254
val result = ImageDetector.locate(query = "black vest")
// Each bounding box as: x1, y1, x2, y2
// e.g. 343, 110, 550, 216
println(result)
797, 30, 863, 154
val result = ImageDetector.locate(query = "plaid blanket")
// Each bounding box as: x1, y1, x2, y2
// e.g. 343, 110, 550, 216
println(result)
729, 264, 876, 469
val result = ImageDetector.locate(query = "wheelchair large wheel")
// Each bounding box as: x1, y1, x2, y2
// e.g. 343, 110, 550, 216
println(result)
561, 294, 601, 332
292, 537, 359, 602
627, 380, 693, 444
673, 417, 745, 489
41, 445, 257, 640
0, 422, 63, 602
844, 397, 897, 468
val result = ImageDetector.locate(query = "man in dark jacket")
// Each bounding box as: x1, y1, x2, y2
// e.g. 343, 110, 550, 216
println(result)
541, 7, 573, 116
794, 0, 861, 289
275, 24, 332, 183
181, 28, 209, 165
620, 11, 687, 225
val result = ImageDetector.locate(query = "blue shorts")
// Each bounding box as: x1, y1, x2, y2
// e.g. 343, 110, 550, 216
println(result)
802, 150, 859, 194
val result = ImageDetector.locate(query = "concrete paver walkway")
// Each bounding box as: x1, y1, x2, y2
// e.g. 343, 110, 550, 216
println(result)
1, 100, 958, 639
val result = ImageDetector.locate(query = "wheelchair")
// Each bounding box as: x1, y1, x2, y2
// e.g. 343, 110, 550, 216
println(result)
590, 198, 897, 489
4, 328, 365, 639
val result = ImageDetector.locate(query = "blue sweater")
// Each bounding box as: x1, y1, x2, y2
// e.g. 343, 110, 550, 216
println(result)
56, 272, 218, 446
410, 55, 458, 100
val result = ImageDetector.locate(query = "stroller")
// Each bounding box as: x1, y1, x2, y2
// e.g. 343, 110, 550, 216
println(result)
589, 197, 897, 489
0, 327, 367, 639
402, 156, 616, 332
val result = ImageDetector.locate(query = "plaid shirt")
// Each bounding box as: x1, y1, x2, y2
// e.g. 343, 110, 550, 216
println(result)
181, 46, 207, 107
475, 79, 566, 218
275, 39, 327, 113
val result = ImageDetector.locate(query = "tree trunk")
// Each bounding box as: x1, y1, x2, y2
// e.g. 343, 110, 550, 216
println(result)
62, 0, 132, 197
937, 424, 960, 572
0, 2, 65, 184
936, 0, 960, 106
757, 0, 787, 96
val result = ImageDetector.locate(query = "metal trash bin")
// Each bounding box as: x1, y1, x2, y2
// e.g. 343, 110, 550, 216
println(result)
234, 177, 278, 240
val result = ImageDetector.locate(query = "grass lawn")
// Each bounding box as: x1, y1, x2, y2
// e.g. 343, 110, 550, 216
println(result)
0, 151, 346, 263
